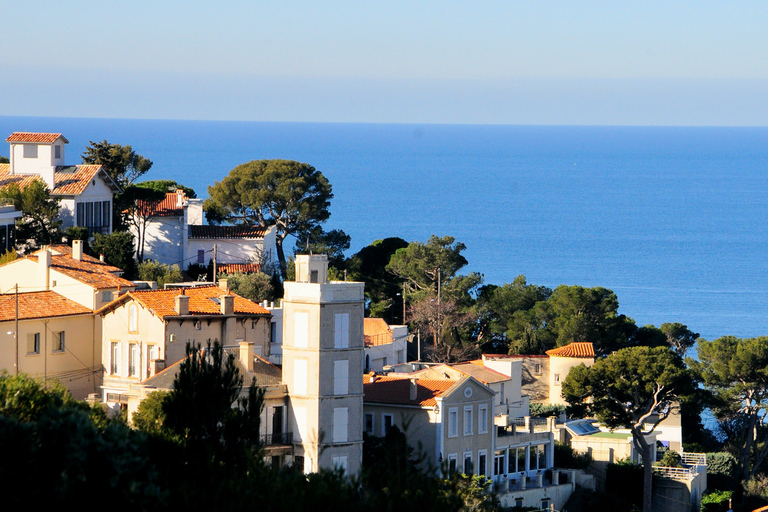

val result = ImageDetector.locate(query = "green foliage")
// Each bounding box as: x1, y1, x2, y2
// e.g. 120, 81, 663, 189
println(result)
743, 475, 768, 510
82, 139, 153, 187
293, 227, 351, 271
553, 441, 592, 469
0, 373, 83, 422
529, 402, 565, 417
220, 271, 275, 302
91, 231, 137, 277
132, 391, 170, 435
135, 179, 196, 198
205, 159, 334, 278
0, 180, 62, 249
138, 260, 183, 288
605, 459, 643, 510
0, 155, 8, 164
705, 452, 738, 491
0, 249, 17, 265
660, 322, 699, 357
690, 335, 768, 480
347, 237, 409, 322
700, 490, 734, 512
658, 450, 682, 468
442, 473, 498, 512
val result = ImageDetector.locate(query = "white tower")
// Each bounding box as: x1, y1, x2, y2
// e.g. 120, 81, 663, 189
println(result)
282, 255, 365, 476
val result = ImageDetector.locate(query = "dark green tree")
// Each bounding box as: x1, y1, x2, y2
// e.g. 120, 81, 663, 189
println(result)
562, 346, 693, 512
204, 159, 333, 279
0, 181, 62, 249
135, 179, 196, 198
293, 227, 351, 277
118, 185, 166, 261
347, 237, 409, 321
91, 231, 137, 277
220, 271, 275, 302
660, 322, 699, 358
81, 140, 153, 187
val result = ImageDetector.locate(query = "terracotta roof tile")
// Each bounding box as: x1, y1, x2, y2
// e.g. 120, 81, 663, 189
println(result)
546, 342, 595, 358
218, 263, 262, 274
27, 251, 134, 290
134, 191, 185, 217
6, 132, 68, 144
188, 225, 267, 239
0, 164, 118, 195
364, 376, 455, 407
44, 245, 123, 272
99, 285, 271, 319
0, 290, 92, 321
450, 362, 510, 384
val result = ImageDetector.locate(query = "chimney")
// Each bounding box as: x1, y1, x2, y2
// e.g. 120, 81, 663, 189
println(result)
239, 341, 254, 372
176, 188, 184, 207
100, 254, 105, 262
39, 247, 51, 290
72, 239, 83, 261
369, 372, 377, 383
175, 294, 189, 315
221, 294, 234, 315
40, 167, 56, 192
409, 378, 418, 401
218, 278, 228, 291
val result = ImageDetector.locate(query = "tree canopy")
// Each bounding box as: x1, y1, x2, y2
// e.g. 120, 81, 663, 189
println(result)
563, 346, 693, 512
81, 140, 153, 187
204, 159, 333, 278
135, 179, 196, 198
0, 180, 62, 250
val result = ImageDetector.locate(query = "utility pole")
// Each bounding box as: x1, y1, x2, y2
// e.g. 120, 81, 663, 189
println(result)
14, 283, 19, 375
213, 244, 217, 284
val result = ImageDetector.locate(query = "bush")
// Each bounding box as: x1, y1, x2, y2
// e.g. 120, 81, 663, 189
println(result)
138, 260, 183, 288
700, 489, 733, 512
553, 441, 592, 469
658, 450, 682, 468
220, 271, 274, 302
605, 459, 643, 510
530, 402, 566, 417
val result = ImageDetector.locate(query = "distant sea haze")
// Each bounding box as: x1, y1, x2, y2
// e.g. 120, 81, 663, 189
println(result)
2, 116, 768, 342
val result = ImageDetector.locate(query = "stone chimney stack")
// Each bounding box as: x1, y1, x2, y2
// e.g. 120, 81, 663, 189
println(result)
221, 294, 234, 315
175, 293, 189, 315
39, 247, 51, 290
72, 239, 83, 261
176, 188, 184, 207
239, 341, 254, 372
218, 278, 228, 291
409, 378, 418, 401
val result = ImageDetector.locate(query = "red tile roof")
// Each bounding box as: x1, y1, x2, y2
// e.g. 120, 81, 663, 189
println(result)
97, 285, 271, 319
546, 342, 595, 358
188, 225, 268, 239
134, 191, 186, 217
26, 250, 134, 290
218, 263, 262, 274
450, 362, 510, 384
0, 290, 92, 321
364, 375, 456, 407
45, 245, 123, 273
0, 164, 119, 195
6, 132, 68, 144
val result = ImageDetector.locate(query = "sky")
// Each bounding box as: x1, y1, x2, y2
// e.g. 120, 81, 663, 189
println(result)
2, 1, 767, 125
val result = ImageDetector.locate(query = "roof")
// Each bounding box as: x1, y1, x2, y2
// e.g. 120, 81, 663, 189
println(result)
0, 290, 92, 321
218, 263, 262, 274
6, 132, 68, 144
188, 225, 268, 239
23, 249, 134, 290
134, 191, 186, 217
450, 362, 510, 384
546, 342, 595, 358
44, 245, 123, 273
364, 318, 391, 337
483, 353, 548, 359
0, 164, 120, 195
97, 285, 271, 319
364, 375, 457, 407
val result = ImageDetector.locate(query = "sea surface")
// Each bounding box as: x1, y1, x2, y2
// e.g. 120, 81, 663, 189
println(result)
2, 116, 768, 342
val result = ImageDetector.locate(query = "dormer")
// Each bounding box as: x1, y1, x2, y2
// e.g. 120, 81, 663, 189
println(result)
6, 132, 68, 190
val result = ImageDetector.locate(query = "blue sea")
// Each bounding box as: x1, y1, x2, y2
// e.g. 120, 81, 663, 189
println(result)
2, 116, 768, 342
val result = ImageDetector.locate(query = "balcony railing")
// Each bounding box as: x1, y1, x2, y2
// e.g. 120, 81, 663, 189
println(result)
261, 432, 293, 446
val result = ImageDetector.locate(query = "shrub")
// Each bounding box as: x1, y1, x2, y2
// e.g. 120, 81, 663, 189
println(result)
700, 489, 732, 512
138, 260, 183, 288
553, 441, 592, 469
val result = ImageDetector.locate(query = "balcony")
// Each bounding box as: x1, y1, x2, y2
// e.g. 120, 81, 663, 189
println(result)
261, 432, 293, 446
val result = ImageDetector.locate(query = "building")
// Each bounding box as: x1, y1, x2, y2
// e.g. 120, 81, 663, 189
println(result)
1, 132, 120, 236
282, 254, 365, 476
96, 283, 272, 413
363, 317, 408, 371
128, 188, 276, 271
0, 201, 22, 252
0, 290, 98, 399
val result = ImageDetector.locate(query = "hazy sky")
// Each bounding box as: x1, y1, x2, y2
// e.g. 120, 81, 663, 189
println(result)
2, 1, 767, 125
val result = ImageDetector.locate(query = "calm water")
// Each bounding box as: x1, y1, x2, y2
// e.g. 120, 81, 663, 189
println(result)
2, 116, 768, 341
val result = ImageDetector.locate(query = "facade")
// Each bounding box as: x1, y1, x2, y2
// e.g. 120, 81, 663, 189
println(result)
1, 132, 120, 236
0, 201, 22, 252
128, 189, 276, 271
544, 342, 595, 405
0, 290, 98, 399
282, 254, 365, 476
363, 317, 408, 371
96, 283, 271, 413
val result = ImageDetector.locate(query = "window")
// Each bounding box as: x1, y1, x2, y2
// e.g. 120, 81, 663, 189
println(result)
334, 360, 349, 395
27, 332, 40, 354
533, 363, 542, 375
530, 444, 545, 471
463, 453, 473, 475
76, 201, 111, 231
310, 270, 319, 283
129, 343, 139, 377
332, 455, 348, 473
448, 407, 458, 437
102, 290, 113, 303
333, 407, 348, 443
364, 413, 374, 434
334, 313, 349, 348
509, 447, 525, 473
146, 345, 158, 376
294, 359, 308, 395
494, 451, 505, 476
515, 498, 524, 508
23, 144, 37, 158
54, 145, 61, 158
53, 331, 65, 352
194, 320, 201, 330
382, 414, 393, 435
270, 321, 277, 343
541, 499, 551, 510
478, 405, 488, 434
554, 373, 561, 385
294, 312, 309, 347
397, 349, 404, 364
448, 454, 458, 474
111, 342, 119, 374
197, 249, 205, 264
129, 304, 138, 332
478, 451, 487, 476
463, 406, 473, 436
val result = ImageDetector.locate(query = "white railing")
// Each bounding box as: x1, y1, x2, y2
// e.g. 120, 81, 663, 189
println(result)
681, 452, 706, 465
